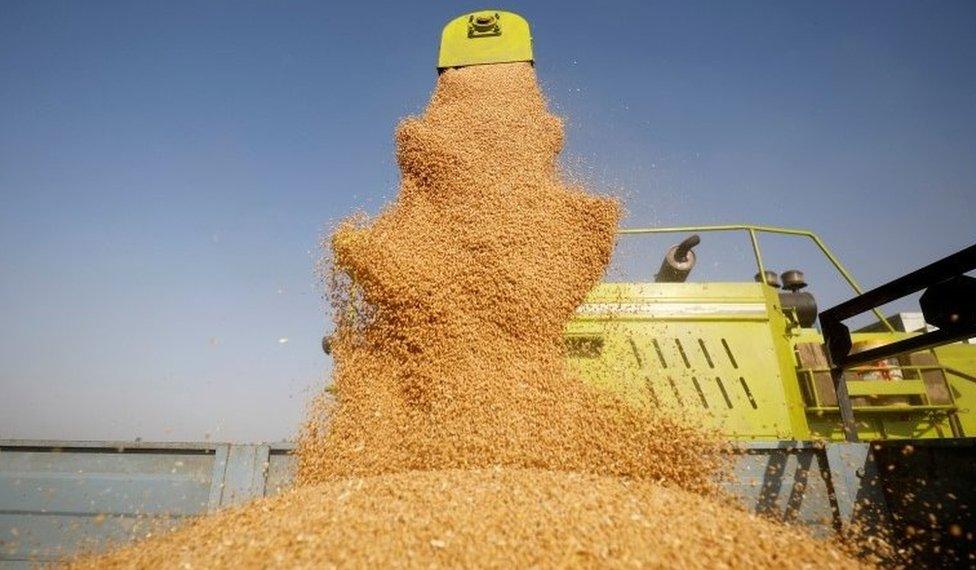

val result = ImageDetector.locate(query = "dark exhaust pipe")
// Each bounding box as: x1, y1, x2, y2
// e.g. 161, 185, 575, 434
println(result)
655, 234, 700, 283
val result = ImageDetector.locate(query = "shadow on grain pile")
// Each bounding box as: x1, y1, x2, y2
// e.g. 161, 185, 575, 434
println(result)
68, 62, 872, 569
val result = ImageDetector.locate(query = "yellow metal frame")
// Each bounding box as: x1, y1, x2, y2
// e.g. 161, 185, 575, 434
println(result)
438, 10, 533, 70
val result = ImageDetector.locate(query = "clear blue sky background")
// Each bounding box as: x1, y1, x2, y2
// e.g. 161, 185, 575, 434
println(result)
2, 1, 973, 442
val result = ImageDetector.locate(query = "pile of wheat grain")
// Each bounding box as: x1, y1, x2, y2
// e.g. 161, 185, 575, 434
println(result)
68, 62, 869, 569
69, 469, 869, 569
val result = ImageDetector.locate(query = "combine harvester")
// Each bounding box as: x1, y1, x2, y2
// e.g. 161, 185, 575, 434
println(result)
570, 225, 976, 564
2, 10, 975, 567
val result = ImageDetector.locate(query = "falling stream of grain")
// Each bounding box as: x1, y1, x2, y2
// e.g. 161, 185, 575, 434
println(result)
69, 62, 872, 569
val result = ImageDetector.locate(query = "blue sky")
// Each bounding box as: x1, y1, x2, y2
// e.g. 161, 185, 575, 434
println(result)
1, 1, 974, 442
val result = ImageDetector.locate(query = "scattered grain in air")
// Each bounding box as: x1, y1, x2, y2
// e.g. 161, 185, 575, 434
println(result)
67, 62, 875, 569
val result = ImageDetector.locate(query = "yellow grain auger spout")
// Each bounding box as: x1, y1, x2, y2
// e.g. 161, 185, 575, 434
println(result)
437, 10, 533, 70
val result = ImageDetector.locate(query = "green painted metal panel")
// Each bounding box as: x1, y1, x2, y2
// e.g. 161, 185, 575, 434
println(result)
935, 344, 976, 437
567, 282, 798, 439
565, 279, 974, 441
846, 379, 927, 397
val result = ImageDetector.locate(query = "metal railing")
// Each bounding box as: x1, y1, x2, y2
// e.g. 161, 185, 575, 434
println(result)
796, 363, 957, 412
618, 224, 895, 331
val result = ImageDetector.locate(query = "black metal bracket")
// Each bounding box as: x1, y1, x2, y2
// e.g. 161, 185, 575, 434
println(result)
819, 243, 976, 442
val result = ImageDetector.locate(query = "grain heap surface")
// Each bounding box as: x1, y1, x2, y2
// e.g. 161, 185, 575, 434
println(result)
69, 469, 868, 569
68, 62, 869, 569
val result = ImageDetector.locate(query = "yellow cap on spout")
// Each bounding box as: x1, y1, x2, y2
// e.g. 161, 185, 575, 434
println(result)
437, 10, 533, 70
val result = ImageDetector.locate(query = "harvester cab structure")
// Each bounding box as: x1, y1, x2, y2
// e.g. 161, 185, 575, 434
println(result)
566, 225, 976, 444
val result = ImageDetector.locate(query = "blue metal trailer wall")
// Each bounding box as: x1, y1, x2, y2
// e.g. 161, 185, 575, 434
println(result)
0, 438, 934, 567
0, 441, 295, 567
